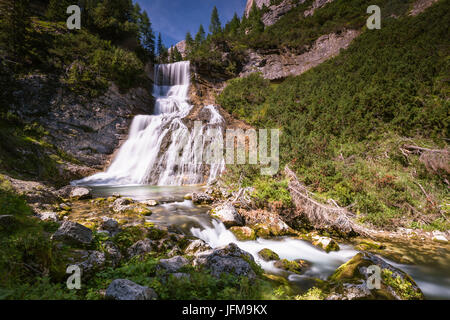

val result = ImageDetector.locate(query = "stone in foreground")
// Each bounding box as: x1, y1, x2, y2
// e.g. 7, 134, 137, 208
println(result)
51, 221, 93, 246
327, 252, 424, 300
194, 243, 257, 279
106, 279, 158, 300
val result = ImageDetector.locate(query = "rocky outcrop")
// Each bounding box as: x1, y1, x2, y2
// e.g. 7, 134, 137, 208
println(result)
304, 0, 334, 17
244, 0, 271, 17
262, 0, 304, 26
327, 252, 424, 300
240, 29, 360, 80
12, 75, 154, 178
409, 0, 439, 16
106, 279, 158, 300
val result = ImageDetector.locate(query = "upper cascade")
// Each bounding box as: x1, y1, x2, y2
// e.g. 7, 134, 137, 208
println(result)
72, 61, 225, 186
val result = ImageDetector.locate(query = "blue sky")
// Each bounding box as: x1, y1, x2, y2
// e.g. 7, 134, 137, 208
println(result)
135, 0, 247, 47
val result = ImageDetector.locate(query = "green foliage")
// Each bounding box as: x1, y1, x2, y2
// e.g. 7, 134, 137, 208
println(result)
46, 0, 72, 22
88, 255, 273, 300
0, 180, 68, 295
219, 3, 449, 229
209, 6, 222, 35
0, 0, 32, 62
253, 177, 292, 207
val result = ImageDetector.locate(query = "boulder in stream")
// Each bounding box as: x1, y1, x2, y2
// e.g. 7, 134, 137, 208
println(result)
193, 243, 258, 279
326, 252, 424, 300
211, 204, 243, 228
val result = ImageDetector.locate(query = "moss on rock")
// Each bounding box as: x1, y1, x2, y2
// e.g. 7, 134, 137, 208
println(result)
258, 248, 280, 261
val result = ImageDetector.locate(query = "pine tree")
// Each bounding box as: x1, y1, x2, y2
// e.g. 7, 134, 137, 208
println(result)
209, 6, 221, 35
139, 10, 155, 62
245, 2, 264, 35
46, 0, 72, 22
225, 12, 241, 37
0, 0, 31, 62
194, 24, 206, 46
172, 46, 182, 62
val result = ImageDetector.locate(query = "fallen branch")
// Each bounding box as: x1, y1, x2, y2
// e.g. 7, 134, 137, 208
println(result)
285, 166, 370, 237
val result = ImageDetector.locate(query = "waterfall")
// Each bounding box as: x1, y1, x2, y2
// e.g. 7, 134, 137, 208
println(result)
73, 61, 225, 186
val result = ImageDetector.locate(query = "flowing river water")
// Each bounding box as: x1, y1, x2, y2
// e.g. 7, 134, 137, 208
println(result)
73, 62, 449, 299
89, 185, 450, 300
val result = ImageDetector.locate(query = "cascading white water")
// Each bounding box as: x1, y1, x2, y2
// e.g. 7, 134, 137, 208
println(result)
73, 61, 225, 186
190, 219, 358, 278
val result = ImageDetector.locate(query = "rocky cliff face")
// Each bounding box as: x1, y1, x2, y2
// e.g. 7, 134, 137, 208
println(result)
12, 75, 154, 179
262, 0, 304, 26
244, 0, 271, 17
240, 29, 360, 80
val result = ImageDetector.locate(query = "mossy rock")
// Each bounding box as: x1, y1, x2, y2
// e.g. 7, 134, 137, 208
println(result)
312, 236, 340, 253
274, 259, 309, 274
133, 206, 152, 216
355, 239, 385, 251
328, 252, 424, 300
57, 211, 70, 219
183, 193, 192, 200
258, 248, 280, 261
230, 226, 256, 241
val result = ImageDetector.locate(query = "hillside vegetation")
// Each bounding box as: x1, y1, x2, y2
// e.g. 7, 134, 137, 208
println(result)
218, 1, 449, 230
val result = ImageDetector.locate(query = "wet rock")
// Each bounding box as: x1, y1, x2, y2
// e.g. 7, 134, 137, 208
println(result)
274, 259, 309, 274
59, 203, 71, 211
112, 198, 133, 213
127, 239, 155, 258
230, 226, 256, 241
69, 187, 91, 200
192, 192, 214, 204
183, 193, 192, 200
106, 279, 158, 301
51, 221, 93, 246
327, 252, 424, 300
312, 235, 340, 252
355, 239, 385, 251
142, 200, 158, 206
184, 239, 212, 256
211, 204, 243, 228
157, 256, 189, 273
258, 248, 280, 261
193, 243, 257, 279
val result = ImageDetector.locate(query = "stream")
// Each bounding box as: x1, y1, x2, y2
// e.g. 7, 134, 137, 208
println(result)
90, 184, 450, 300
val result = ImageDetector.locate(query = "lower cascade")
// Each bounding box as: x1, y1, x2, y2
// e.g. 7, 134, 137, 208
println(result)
73, 61, 225, 186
